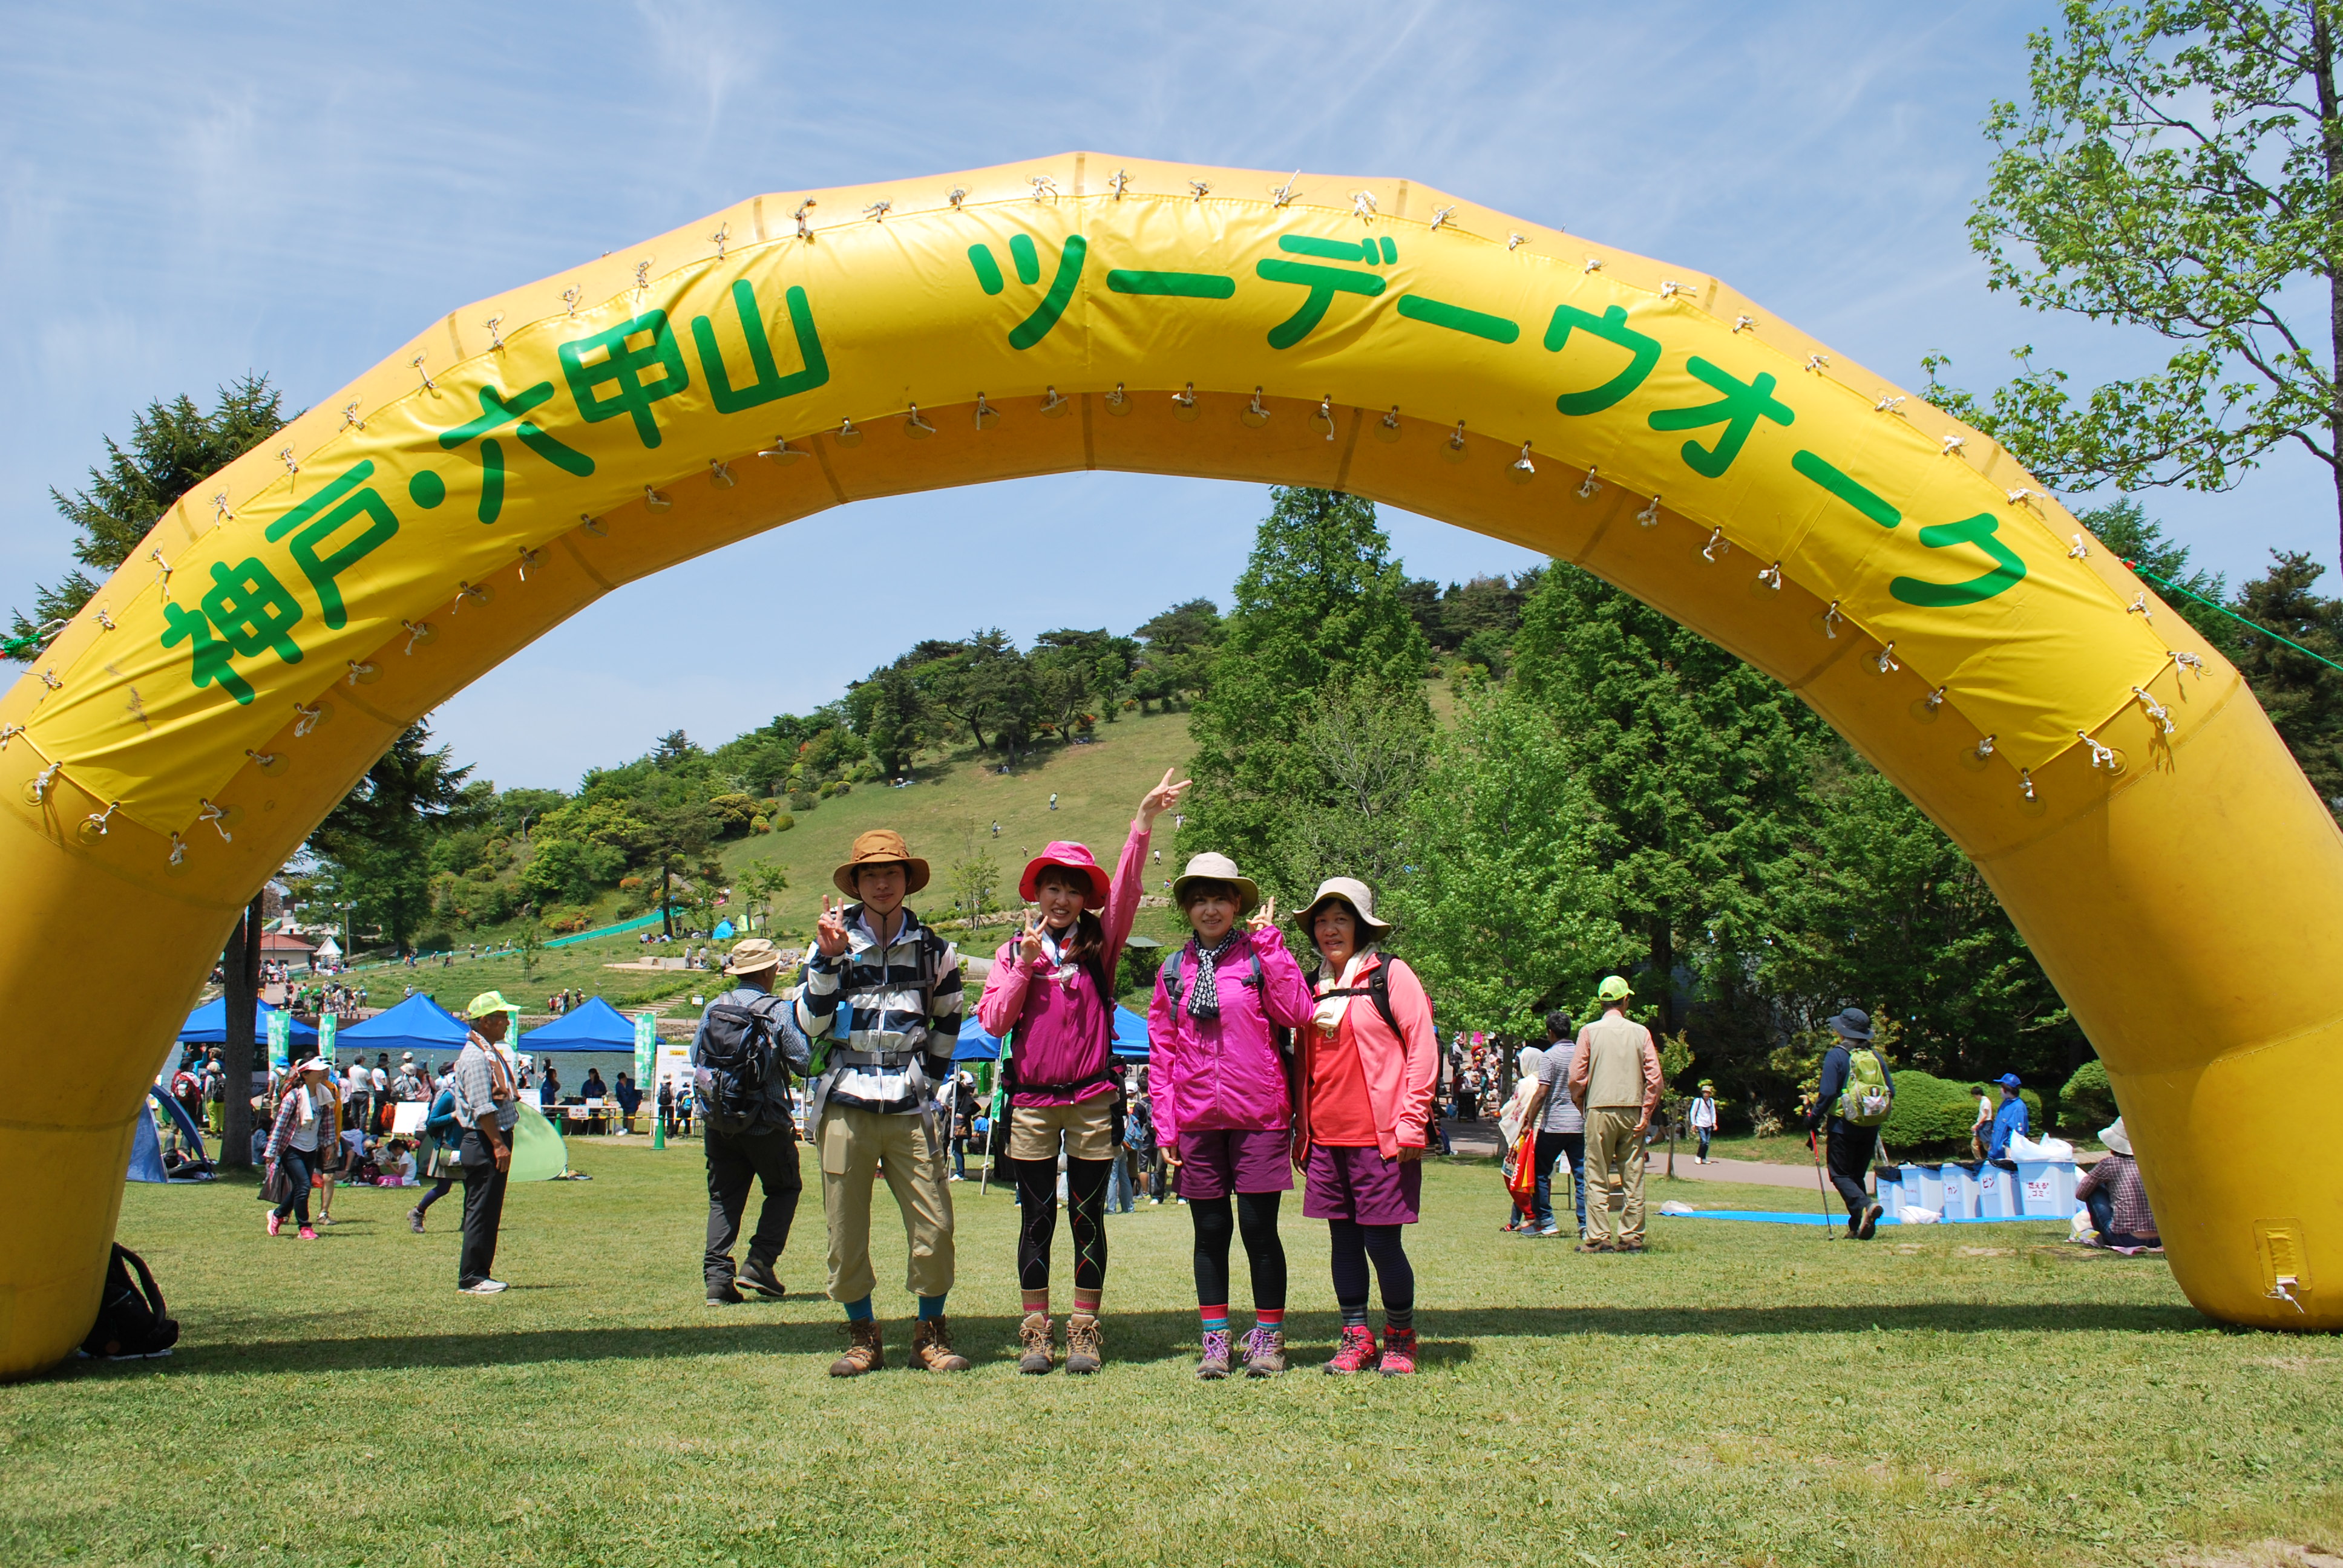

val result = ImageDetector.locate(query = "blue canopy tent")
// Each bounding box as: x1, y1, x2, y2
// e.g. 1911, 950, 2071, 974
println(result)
128, 1085, 208, 1183
954, 1008, 1149, 1063
178, 996, 316, 1049
336, 992, 468, 1061
952, 1014, 1001, 1062
518, 996, 638, 1053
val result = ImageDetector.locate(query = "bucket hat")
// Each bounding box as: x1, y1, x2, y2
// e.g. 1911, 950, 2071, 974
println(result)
1297, 876, 1393, 939
1020, 841, 1112, 908
1597, 975, 1634, 1002
2100, 1117, 2131, 1157
1169, 852, 1259, 914
465, 990, 515, 1019
831, 829, 931, 897
723, 937, 783, 976
1826, 1007, 1873, 1042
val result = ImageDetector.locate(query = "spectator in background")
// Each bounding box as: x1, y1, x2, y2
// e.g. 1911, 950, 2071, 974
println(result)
409, 1073, 464, 1232
1517, 1010, 1587, 1240
1568, 977, 1663, 1254
1986, 1074, 2030, 1161
582, 1068, 608, 1102
538, 1065, 561, 1109
614, 1073, 643, 1133
1970, 1083, 1996, 1160
1689, 1080, 1719, 1165
452, 993, 523, 1295
1809, 1008, 1893, 1240
658, 1079, 676, 1137
2073, 1119, 2160, 1254
341, 1058, 371, 1144
262, 1058, 337, 1240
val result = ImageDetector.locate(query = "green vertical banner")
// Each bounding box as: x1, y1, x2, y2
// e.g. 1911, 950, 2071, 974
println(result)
318, 1010, 336, 1062
266, 1008, 290, 1073
633, 1011, 656, 1090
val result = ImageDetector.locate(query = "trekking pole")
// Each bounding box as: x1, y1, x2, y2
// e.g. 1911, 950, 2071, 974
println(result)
1808, 1126, 1837, 1239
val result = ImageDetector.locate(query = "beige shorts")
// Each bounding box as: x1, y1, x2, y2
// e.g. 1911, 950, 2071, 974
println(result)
1008, 1096, 1115, 1162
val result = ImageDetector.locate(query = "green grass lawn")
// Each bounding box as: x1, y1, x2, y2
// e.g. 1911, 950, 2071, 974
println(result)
9, 1147, 2339, 1567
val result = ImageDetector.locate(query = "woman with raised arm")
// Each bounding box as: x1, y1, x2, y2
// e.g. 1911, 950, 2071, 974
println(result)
1148, 855, 1315, 1380
976, 769, 1189, 1376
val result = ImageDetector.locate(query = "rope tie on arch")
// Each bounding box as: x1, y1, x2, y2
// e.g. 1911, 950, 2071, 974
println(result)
2123, 562, 2343, 678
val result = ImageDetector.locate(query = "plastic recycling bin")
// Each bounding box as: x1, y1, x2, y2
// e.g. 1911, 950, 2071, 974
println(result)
1875, 1169, 1904, 1216
1974, 1160, 2018, 1218
1937, 1161, 1980, 1220
1899, 1162, 1944, 1215
2014, 1159, 2078, 1218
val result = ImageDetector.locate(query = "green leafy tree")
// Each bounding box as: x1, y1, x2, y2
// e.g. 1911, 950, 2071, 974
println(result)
1132, 598, 1224, 709
2230, 550, 2343, 806
11, 376, 286, 654
1182, 488, 1430, 887
1384, 684, 1628, 1038
1932, 0, 2343, 568
736, 861, 791, 935
309, 722, 479, 956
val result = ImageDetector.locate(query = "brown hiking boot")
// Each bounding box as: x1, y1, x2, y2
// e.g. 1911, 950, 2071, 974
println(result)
1064, 1312, 1103, 1375
1241, 1325, 1287, 1377
909, 1315, 971, 1372
1576, 1238, 1613, 1254
1017, 1311, 1056, 1374
829, 1319, 883, 1377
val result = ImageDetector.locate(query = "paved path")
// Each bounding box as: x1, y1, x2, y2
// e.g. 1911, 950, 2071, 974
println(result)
1438, 1121, 1822, 1191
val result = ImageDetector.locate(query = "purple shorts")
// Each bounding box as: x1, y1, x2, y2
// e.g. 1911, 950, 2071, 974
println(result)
1174, 1128, 1293, 1200
1303, 1143, 1422, 1226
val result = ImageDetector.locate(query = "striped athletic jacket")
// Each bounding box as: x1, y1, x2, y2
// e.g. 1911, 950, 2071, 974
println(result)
796, 903, 963, 1123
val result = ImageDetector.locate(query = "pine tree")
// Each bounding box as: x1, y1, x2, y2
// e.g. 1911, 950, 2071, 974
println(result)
1180, 488, 1429, 892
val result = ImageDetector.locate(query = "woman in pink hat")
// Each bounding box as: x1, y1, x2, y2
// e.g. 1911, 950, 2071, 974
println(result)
977, 769, 1190, 1375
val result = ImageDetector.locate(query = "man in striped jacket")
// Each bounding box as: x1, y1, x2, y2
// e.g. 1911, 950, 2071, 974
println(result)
797, 829, 969, 1376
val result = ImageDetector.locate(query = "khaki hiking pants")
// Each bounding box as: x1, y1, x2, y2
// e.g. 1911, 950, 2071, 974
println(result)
1584, 1106, 1647, 1247
819, 1103, 955, 1304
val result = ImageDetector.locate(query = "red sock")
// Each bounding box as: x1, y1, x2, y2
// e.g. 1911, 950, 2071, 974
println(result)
1021, 1290, 1050, 1315
1254, 1307, 1285, 1329
1073, 1292, 1101, 1316
1199, 1304, 1230, 1333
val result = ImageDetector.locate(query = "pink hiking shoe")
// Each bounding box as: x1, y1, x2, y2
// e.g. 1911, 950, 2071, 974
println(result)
266, 1214, 283, 1237
1378, 1326, 1418, 1376
1322, 1325, 1379, 1374
297, 1226, 318, 1241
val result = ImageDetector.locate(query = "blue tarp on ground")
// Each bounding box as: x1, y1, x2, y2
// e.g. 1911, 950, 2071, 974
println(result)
178, 996, 317, 1048
336, 991, 468, 1058
1659, 1209, 2068, 1227
519, 996, 639, 1053
952, 1006, 1150, 1063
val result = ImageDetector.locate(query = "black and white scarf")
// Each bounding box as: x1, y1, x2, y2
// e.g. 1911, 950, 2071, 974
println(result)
1182, 930, 1245, 1021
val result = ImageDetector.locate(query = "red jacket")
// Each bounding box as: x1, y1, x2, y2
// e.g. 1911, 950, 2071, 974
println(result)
1294, 952, 1440, 1160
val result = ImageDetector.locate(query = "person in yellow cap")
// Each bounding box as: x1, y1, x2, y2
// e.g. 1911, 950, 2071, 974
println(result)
450, 991, 522, 1295
1565, 976, 1662, 1253
797, 829, 969, 1375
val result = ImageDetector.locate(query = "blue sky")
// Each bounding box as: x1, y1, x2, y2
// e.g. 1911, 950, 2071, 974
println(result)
4, 1, 2328, 789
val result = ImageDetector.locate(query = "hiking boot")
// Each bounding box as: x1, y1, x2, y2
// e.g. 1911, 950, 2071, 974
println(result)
738, 1256, 785, 1299
909, 1316, 970, 1372
706, 1282, 744, 1306
1241, 1325, 1286, 1377
830, 1320, 884, 1377
1196, 1328, 1234, 1380
266, 1213, 283, 1237
1576, 1238, 1612, 1255
1065, 1312, 1103, 1375
1378, 1326, 1419, 1376
407, 1207, 426, 1235
1858, 1204, 1884, 1240
1616, 1240, 1647, 1253
1323, 1325, 1379, 1374
297, 1226, 318, 1241
1018, 1311, 1056, 1374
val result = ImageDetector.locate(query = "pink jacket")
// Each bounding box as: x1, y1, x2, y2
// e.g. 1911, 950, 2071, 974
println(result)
1146, 925, 1315, 1143
976, 818, 1150, 1106
1294, 952, 1441, 1160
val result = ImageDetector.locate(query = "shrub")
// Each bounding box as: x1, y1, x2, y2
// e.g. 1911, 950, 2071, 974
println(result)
618, 875, 643, 892
1881, 1068, 1974, 1151
2061, 1059, 2117, 1133
749, 815, 770, 834
789, 789, 817, 811
768, 812, 795, 833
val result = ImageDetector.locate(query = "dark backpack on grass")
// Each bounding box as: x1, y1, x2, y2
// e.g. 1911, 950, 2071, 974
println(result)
83, 1244, 179, 1361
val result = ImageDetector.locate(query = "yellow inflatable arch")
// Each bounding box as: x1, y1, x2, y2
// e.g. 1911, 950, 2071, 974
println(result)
4, 154, 2337, 1373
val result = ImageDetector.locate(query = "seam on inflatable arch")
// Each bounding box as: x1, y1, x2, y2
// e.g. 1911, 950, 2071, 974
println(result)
559, 535, 616, 593
1081, 391, 1096, 470
1970, 668, 2248, 868
1331, 407, 1364, 492
810, 437, 850, 505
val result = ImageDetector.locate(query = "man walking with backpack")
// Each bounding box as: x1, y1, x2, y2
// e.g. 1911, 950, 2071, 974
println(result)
1808, 1008, 1894, 1238
694, 938, 811, 1307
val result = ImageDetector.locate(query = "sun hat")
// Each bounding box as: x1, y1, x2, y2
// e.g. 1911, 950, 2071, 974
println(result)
1995, 1071, 2023, 1089
1699, 1079, 1715, 1091
292, 1056, 329, 1076
400, 1051, 414, 1063
1020, 841, 1111, 908
723, 937, 783, 976
1826, 1007, 1873, 1041
831, 828, 931, 897
1297, 876, 1393, 938
465, 990, 515, 1019
1169, 851, 1259, 913
1597, 975, 1634, 1002
2100, 1117, 2131, 1156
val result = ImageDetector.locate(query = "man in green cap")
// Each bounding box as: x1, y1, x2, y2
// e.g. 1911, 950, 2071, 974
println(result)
451, 991, 522, 1295
1567, 976, 1663, 1253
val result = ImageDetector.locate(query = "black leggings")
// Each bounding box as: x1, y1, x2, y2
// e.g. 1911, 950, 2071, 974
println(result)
1014, 1157, 1112, 1294
1328, 1220, 1414, 1322
1190, 1192, 1286, 1310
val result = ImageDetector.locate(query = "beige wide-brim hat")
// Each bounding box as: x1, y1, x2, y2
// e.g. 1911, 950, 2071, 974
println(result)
1170, 851, 1259, 913
832, 828, 931, 897
724, 937, 783, 976
1297, 875, 1393, 938
2100, 1118, 2132, 1157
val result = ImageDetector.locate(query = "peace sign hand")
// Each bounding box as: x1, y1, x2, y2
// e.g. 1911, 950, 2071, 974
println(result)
1139, 767, 1194, 826
1017, 912, 1047, 966
814, 896, 850, 959
1247, 894, 1279, 933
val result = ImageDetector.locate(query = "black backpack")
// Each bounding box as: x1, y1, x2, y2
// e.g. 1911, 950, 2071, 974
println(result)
1315, 961, 1408, 1039
1161, 945, 1296, 1057
83, 1244, 179, 1361
695, 993, 779, 1135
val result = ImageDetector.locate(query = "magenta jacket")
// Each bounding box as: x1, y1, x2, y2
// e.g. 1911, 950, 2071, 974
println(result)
977, 818, 1150, 1107
1146, 925, 1315, 1143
